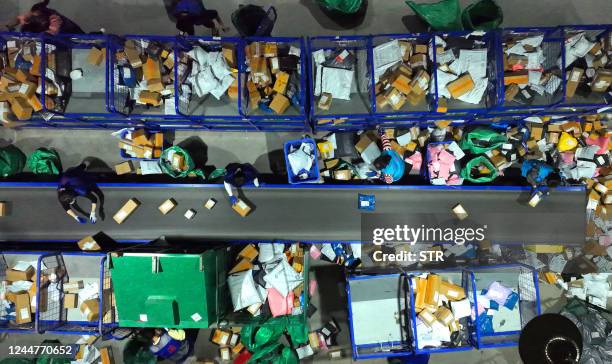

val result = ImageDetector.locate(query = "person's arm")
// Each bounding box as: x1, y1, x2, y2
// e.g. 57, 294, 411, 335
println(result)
253, 177, 260, 187
224, 181, 234, 197
82, 191, 99, 223
381, 173, 393, 184
47, 14, 62, 35
64, 207, 86, 224
378, 129, 392, 151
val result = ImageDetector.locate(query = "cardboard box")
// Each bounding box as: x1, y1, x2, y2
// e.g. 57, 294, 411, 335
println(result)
158, 198, 177, 215
591, 69, 612, 92
113, 198, 141, 224
87, 47, 106, 66
15, 293, 32, 324
222, 46, 236, 68
410, 54, 427, 69
435, 306, 455, 326
424, 274, 441, 308
273, 72, 289, 95
115, 161, 135, 175
566, 67, 584, 98
77, 233, 105, 252
355, 131, 378, 154
417, 309, 436, 327
447, 74, 475, 99
318, 92, 333, 110
505, 83, 520, 102
415, 44, 428, 54
440, 280, 466, 301
452, 203, 468, 220
6, 266, 35, 282
64, 293, 78, 309
264, 42, 278, 58
0, 201, 6, 217
385, 88, 407, 111
64, 280, 84, 292
376, 93, 389, 109
269, 94, 290, 115
204, 198, 216, 210
410, 70, 430, 95
99, 347, 114, 364
414, 277, 427, 311
392, 74, 412, 95
232, 199, 252, 217
238, 244, 259, 262
124, 40, 142, 68
504, 71, 529, 85
80, 299, 99, 321
333, 170, 352, 181
11, 96, 33, 120
138, 91, 162, 106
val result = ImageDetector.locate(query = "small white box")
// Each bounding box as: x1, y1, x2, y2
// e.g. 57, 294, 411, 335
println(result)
184, 209, 197, 220
204, 198, 217, 210
452, 203, 468, 220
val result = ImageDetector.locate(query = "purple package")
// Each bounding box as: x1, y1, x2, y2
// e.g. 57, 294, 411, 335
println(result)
485, 281, 512, 305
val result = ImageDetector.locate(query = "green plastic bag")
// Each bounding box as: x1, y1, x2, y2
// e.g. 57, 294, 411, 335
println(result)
317, 0, 363, 14
160, 146, 205, 179
460, 127, 507, 154
405, 0, 463, 31
242, 315, 307, 364
460, 156, 498, 183
0, 145, 26, 177
462, 0, 503, 30
27, 148, 62, 175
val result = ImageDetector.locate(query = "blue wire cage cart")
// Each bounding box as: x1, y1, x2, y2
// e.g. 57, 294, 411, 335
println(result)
175, 36, 244, 122
347, 273, 413, 360
35, 252, 116, 336
465, 263, 541, 349
371, 33, 438, 119
308, 36, 374, 125
496, 27, 565, 113
41, 33, 115, 121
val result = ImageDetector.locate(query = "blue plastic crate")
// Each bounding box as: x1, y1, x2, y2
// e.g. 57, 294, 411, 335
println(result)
465, 264, 541, 349
284, 137, 320, 184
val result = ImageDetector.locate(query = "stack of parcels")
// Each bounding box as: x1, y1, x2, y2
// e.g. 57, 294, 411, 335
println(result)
471, 281, 522, 335
117, 128, 163, 160
305, 319, 341, 359
502, 33, 562, 105
564, 30, 612, 100
561, 273, 611, 309
373, 39, 431, 111
427, 142, 464, 185
115, 39, 175, 114
227, 243, 312, 318
178, 44, 238, 106
0, 261, 42, 325
412, 273, 470, 349
62, 280, 109, 322
210, 327, 245, 361
312, 47, 357, 110
309, 243, 361, 269
287, 141, 317, 181
485, 125, 530, 173
0, 39, 53, 124
435, 34, 489, 106
245, 41, 301, 115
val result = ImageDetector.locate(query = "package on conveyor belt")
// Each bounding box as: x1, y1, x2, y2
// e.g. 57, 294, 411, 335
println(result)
227, 243, 311, 318
501, 31, 563, 106
113, 39, 175, 115
411, 273, 470, 349
244, 41, 301, 115
373, 39, 432, 112
434, 33, 490, 108
114, 128, 164, 160
312, 47, 359, 110
563, 29, 612, 101
0, 37, 49, 124
177, 43, 239, 113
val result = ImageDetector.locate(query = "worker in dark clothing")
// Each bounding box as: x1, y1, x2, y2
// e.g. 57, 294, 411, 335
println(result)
521, 159, 561, 196
57, 161, 104, 224
171, 0, 229, 36
223, 163, 260, 206
5, 0, 84, 34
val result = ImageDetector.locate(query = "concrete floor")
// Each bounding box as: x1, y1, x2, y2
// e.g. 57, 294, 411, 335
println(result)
1, 0, 609, 362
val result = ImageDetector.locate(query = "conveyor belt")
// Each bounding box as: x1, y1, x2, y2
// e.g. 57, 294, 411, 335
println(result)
0, 183, 586, 244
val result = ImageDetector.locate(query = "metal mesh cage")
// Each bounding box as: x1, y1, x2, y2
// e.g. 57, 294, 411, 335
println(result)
371, 34, 436, 117
309, 36, 374, 120
348, 274, 412, 360
0, 253, 43, 333
499, 28, 565, 110
176, 37, 243, 121
467, 264, 541, 348
42, 35, 111, 118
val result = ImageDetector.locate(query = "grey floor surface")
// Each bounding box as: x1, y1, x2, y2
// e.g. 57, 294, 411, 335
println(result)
0, 0, 606, 362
